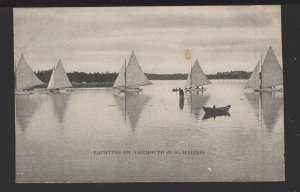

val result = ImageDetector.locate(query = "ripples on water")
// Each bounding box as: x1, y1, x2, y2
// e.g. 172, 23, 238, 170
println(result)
15, 80, 284, 182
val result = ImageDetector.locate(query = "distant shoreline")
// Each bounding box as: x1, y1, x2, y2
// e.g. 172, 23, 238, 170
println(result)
35, 70, 251, 85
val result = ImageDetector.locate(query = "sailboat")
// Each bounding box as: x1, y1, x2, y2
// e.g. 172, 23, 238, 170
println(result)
245, 46, 283, 92
47, 59, 72, 93
202, 106, 231, 120
184, 59, 211, 91
113, 51, 152, 92
15, 54, 45, 95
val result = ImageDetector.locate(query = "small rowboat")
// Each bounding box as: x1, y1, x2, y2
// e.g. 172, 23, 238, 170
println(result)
202, 105, 231, 113
202, 105, 231, 120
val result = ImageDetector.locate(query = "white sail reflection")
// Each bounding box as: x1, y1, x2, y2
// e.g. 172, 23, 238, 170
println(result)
15, 95, 42, 132
113, 93, 150, 130
50, 93, 71, 124
185, 91, 210, 119
244, 91, 283, 130
261, 92, 283, 130
243, 92, 261, 120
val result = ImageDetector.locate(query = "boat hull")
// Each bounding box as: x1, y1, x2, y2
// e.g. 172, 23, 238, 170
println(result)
202, 110, 230, 120
185, 88, 207, 91
48, 88, 73, 93
15, 90, 34, 95
253, 88, 283, 92
119, 88, 143, 93
202, 105, 231, 113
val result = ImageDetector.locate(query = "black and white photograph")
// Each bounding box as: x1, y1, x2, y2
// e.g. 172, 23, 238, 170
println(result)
14, 6, 284, 182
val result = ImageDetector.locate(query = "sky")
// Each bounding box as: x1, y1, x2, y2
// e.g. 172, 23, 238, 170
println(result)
13, 6, 282, 74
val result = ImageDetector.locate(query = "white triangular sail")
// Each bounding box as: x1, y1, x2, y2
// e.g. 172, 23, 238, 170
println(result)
113, 51, 152, 88
126, 51, 152, 87
47, 60, 72, 89
185, 59, 211, 88
244, 60, 261, 89
15, 54, 44, 90
113, 63, 126, 88
261, 46, 283, 88
184, 73, 192, 88
185, 73, 192, 88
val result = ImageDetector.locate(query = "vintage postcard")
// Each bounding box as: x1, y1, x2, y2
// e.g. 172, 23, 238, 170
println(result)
14, 6, 284, 182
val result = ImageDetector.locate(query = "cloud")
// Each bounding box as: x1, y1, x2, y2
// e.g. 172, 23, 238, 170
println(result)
13, 6, 282, 73
14, 6, 275, 31
121, 13, 273, 30
181, 38, 266, 46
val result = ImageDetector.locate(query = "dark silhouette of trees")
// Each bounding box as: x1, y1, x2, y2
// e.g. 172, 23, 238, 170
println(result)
35, 70, 118, 83
207, 71, 251, 79
35, 70, 251, 83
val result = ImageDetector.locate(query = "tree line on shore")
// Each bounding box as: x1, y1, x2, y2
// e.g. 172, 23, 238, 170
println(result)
35, 70, 251, 83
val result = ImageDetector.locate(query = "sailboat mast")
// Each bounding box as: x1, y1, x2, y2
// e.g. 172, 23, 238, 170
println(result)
190, 63, 192, 88
260, 54, 263, 89
124, 58, 127, 89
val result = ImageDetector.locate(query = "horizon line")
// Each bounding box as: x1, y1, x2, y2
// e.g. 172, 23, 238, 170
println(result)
34, 70, 252, 75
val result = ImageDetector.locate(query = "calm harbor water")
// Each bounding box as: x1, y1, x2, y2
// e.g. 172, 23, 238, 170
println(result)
15, 80, 284, 182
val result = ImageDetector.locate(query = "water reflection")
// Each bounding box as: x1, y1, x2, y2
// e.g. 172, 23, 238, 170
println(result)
185, 91, 210, 119
113, 92, 151, 131
244, 91, 283, 130
179, 95, 184, 110
15, 80, 285, 182
15, 95, 42, 133
50, 93, 71, 124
